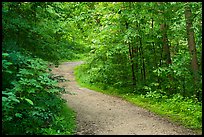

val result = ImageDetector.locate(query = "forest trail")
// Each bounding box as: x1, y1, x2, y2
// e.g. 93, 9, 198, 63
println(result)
51, 61, 195, 135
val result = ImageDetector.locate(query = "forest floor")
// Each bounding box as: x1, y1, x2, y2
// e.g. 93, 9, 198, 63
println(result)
51, 61, 196, 135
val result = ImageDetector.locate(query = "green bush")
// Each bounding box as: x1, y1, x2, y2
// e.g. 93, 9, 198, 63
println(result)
2, 51, 75, 135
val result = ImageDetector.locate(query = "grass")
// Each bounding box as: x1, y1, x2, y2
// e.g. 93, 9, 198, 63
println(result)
42, 102, 77, 135
74, 65, 202, 135
122, 94, 202, 132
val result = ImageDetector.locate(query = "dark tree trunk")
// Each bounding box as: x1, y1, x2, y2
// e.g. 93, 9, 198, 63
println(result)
151, 18, 157, 69
139, 37, 146, 81
160, 23, 172, 65
128, 43, 136, 86
185, 3, 199, 97
126, 21, 136, 86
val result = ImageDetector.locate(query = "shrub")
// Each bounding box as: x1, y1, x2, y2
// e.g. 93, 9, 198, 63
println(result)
2, 51, 70, 135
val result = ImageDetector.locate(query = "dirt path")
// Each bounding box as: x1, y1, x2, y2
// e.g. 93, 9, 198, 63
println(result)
51, 61, 195, 135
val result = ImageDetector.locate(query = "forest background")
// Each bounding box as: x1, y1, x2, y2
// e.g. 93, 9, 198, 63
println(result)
2, 2, 202, 135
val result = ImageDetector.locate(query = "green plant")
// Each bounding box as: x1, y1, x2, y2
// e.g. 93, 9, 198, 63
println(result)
2, 51, 76, 135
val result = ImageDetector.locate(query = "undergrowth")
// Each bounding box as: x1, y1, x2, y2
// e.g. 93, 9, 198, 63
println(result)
41, 103, 76, 135
2, 51, 76, 135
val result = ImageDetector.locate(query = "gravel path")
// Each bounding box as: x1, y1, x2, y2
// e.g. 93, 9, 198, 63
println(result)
51, 61, 195, 135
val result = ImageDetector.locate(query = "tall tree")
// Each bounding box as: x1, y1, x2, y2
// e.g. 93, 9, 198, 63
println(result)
184, 2, 199, 96
158, 2, 172, 66
160, 23, 172, 65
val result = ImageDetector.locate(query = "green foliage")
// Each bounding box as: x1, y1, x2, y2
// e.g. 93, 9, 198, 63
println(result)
76, 45, 131, 88
75, 2, 202, 100
3, 1, 202, 135
2, 51, 76, 135
41, 104, 76, 135
140, 93, 202, 129
2, 2, 89, 64
2, 2, 85, 134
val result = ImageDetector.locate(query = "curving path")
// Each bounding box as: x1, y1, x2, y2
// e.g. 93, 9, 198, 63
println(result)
51, 61, 195, 135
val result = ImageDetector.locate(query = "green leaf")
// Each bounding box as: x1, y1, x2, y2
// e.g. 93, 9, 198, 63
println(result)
10, 96, 20, 103
24, 98, 34, 105
2, 53, 9, 57
2, 96, 8, 102
2, 91, 14, 96
15, 113, 22, 118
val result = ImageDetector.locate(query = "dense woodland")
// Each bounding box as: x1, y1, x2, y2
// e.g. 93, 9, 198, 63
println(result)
2, 2, 202, 135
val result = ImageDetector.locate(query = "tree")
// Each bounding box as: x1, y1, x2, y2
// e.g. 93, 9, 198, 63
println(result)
184, 2, 199, 97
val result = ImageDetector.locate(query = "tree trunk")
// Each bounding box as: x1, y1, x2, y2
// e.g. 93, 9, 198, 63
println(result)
184, 3, 199, 96
151, 18, 157, 69
160, 23, 172, 65
126, 21, 136, 86
128, 43, 136, 86
139, 37, 146, 81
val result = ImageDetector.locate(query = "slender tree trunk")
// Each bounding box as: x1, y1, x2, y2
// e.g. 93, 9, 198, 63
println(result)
128, 43, 136, 86
135, 43, 139, 84
157, 41, 163, 89
137, 22, 146, 82
184, 3, 199, 96
126, 21, 136, 86
151, 18, 160, 86
182, 76, 186, 97
139, 37, 146, 81
138, 44, 143, 81
201, 52, 202, 72
160, 23, 172, 65
157, 2, 172, 66
151, 18, 157, 69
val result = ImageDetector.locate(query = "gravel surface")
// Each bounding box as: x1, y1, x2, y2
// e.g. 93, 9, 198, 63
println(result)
51, 61, 196, 135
